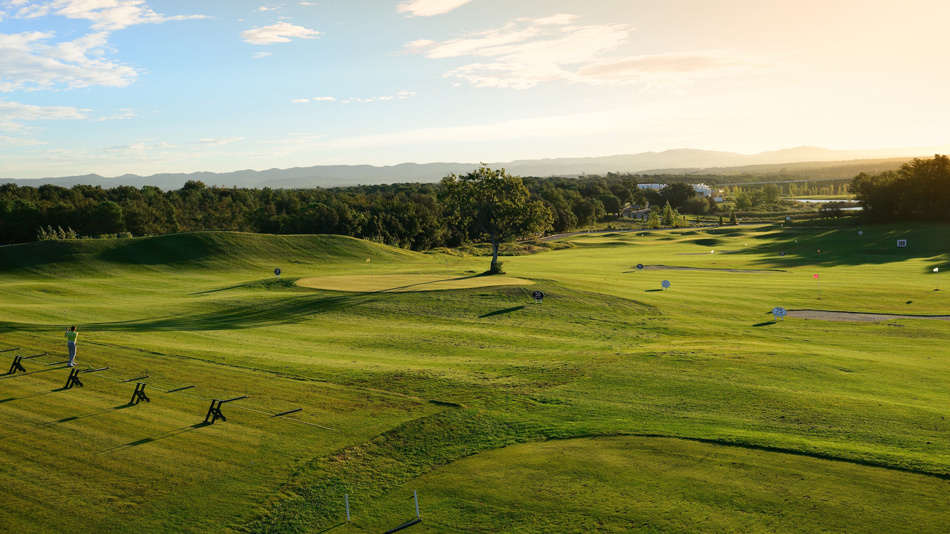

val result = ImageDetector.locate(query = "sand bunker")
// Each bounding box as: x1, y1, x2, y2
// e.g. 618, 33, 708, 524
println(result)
297, 274, 534, 293
788, 310, 950, 322
635, 265, 786, 273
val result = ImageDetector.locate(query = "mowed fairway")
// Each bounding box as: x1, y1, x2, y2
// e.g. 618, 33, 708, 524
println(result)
1, 225, 949, 533
297, 273, 533, 292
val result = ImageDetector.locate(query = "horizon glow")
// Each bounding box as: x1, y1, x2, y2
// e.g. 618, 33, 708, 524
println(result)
0, 0, 948, 178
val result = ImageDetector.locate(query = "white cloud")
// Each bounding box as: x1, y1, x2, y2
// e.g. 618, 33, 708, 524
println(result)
93, 108, 136, 121
0, 135, 47, 145
397, 0, 473, 17
252, 51, 272, 58
190, 137, 243, 147
409, 14, 774, 90
14, 0, 208, 31
1, 1, 207, 93
575, 50, 773, 89
241, 22, 320, 44
0, 30, 138, 91
0, 99, 88, 131
258, 6, 275, 11
313, 96, 335, 101
292, 98, 309, 103
98, 142, 150, 155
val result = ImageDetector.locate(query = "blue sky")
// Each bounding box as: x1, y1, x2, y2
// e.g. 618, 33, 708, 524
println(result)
1, 0, 949, 177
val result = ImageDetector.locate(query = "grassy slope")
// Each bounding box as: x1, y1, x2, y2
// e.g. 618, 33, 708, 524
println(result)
1, 228, 949, 533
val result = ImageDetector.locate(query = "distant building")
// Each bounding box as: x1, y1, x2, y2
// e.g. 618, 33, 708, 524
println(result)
622, 206, 651, 220
691, 183, 713, 197
639, 182, 723, 201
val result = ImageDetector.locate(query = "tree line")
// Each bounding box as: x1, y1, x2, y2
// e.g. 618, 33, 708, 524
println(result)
0, 172, 663, 247
851, 155, 950, 222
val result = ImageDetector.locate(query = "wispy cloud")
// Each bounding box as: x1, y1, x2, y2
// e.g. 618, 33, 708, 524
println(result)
313, 96, 335, 101
252, 51, 272, 58
407, 14, 775, 90
241, 22, 320, 44
190, 137, 243, 147
397, 0, 473, 17
574, 50, 773, 89
93, 108, 136, 121
12, 0, 208, 31
0, 135, 47, 146
0, 99, 88, 131
292, 98, 309, 103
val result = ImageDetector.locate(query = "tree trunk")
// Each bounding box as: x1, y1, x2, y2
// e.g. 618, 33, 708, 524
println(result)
490, 227, 499, 272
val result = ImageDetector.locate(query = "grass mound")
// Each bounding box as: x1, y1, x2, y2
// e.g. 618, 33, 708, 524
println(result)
363, 436, 950, 533
0, 232, 419, 277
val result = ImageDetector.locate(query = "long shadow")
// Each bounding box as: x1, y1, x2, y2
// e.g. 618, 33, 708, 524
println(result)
97, 422, 211, 455
0, 274, 528, 334
645, 289, 664, 292
0, 293, 377, 333
0, 388, 63, 404
479, 305, 525, 318
313, 523, 346, 534
746, 224, 950, 268
0, 365, 68, 380
753, 320, 777, 327
0, 404, 133, 441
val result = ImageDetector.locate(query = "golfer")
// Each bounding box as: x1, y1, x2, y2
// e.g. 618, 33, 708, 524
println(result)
65, 326, 78, 367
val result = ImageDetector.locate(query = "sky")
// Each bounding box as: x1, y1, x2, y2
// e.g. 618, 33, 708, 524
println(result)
1, 0, 949, 178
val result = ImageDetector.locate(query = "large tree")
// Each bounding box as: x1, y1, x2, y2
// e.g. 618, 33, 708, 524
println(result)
442, 166, 553, 273
660, 182, 697, 210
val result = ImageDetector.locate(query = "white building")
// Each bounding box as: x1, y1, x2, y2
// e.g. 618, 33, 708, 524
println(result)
692, 183, 713, 197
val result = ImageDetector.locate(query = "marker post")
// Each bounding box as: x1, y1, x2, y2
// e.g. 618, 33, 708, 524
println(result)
814, 273, 820, 299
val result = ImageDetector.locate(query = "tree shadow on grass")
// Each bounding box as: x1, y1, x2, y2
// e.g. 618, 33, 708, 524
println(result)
0, 293, 378, 333
746, 225, 950, 269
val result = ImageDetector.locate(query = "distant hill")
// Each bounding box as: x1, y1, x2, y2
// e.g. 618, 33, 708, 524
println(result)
2, 144, 947, 190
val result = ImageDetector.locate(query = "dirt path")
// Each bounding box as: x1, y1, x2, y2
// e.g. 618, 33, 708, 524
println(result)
788, 310, 950, 322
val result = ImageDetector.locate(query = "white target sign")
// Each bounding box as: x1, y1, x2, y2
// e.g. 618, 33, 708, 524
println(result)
772, 307, 787, 320
897, 239, 907, 248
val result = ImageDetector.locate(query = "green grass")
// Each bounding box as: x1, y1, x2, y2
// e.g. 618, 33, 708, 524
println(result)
1, 226, 949, 533
296, 274, 534, 292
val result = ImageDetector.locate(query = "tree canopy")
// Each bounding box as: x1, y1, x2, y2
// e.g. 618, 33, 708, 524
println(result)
441, 167, 553, 272
851, 155, 950, 221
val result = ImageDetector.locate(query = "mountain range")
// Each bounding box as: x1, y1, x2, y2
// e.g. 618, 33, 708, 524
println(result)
3, 145, 947, 191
